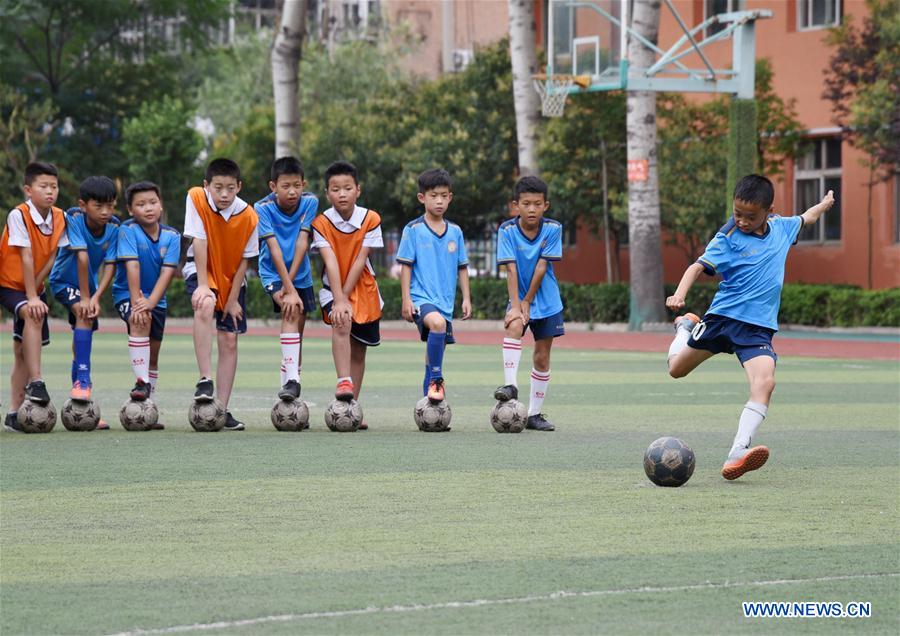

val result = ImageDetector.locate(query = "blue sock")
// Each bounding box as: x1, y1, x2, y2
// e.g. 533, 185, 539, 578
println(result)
423, 364, 430, 397
426, 331, 446, 382
70, 360, 77, 384
73, 328, 93, 386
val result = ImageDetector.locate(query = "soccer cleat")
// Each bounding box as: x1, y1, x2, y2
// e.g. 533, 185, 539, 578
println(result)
493, 384, 518, 402
335, 379, 354, 402
427, 378, 445, 403
96, 419, 110, 431
25, 380, 50, 405
526, 413, 555, 431
130, 380, 152, 402
70, 381, 92, 401
674, 312, 701, 332
278, 379, 301, 402
721, 445, 770, 480
358, 419, 369, 430
194, 378, 214, 403
223, 411, 245, 431
4, 412, 22, 433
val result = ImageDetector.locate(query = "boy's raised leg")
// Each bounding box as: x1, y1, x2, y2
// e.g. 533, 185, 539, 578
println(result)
424, 313, 447, 403
22, 313, 49, 404
332, 322, 354, 400
495, 324, 523, 401
667, 314, 714, 379
70, 323, 93, 400
192, 295, 215, 401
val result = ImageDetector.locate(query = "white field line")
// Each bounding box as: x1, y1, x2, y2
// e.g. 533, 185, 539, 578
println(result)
107, 572, 899, 635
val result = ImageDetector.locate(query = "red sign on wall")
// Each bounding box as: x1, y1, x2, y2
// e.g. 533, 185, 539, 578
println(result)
627, 159, 649, 182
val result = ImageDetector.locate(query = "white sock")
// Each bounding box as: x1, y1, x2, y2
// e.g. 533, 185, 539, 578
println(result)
503, 338, 521, 386
668, 324, 691, 360
149, 370, 158, 396
731, 401, 768, 454
129, 336, 150, 383
528, 368, 550, 416
297, 365, 302, 383
281, 332, 300, 383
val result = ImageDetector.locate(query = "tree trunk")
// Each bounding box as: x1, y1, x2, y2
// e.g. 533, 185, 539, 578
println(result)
508, 0, 541, 176
626, 0, 666, 329
272, 0, 307, 159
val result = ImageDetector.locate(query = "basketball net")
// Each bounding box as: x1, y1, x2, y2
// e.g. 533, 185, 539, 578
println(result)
532, 75, 590, 117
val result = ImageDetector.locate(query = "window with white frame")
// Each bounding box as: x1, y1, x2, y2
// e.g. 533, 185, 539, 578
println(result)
796, 138, 842, 243
798, 0, 842, 30
705, 0, 744, 37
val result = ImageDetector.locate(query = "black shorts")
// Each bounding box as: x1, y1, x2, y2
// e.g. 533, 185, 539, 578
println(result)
688, 314, 777, 365
52, 285, 99, 331
263, 282, 317, 316
414, 303, 456, 344
185, 274, 248, 334
115, 300, 168, 342
0, 287, 50, 345
322, 301, 380, 346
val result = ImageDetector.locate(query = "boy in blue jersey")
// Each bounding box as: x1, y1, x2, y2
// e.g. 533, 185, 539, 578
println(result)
112, 182, 181, 417
255, 156, 318, 402
397, 169, 472, 403
667, 174, 835, 480
494, 176, 564, 431
48, 176, 119, 414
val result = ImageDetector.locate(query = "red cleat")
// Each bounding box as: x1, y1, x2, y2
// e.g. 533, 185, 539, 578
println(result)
70, 381, 92, 401
335, 379, 354, 402
427, 379, 445, 403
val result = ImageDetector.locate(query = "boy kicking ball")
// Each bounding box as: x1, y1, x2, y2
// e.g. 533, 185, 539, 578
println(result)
666, 174, 834, 480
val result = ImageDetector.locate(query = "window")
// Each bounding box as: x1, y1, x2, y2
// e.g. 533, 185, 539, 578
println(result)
796, 138, 842, 243
705, 0, 744, 37
798, 0, 841, 30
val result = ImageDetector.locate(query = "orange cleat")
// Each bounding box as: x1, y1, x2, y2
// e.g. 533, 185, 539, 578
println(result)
722, 445, 770, 480
96, 419, 110, 431
70, 381, 92, 401
674, 313, 701, 331
335, 379, 354, 402
427, 378, 445, 403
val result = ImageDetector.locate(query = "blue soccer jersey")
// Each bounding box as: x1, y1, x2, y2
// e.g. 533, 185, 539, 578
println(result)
396, 216, 468, 320
255, 192, 318, 289
49, 208, 119, 296
112, 220, 181, 309
497, 217, 564, 320
697, 214, 804, 331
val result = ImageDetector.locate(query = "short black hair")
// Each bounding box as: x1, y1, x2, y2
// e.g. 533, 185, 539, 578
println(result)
205, 158, 241, 183
79, 176, 117, 204
733, 174, 774, 208
417, 169, 452, 193
271, 156, 305, 182
324, 160, 357, 187
24, 162, 58, 186
125, 181, 162, 207
513, 175, 549, 201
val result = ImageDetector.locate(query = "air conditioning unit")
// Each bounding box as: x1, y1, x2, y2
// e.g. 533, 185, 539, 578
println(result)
452, 48, 473, 72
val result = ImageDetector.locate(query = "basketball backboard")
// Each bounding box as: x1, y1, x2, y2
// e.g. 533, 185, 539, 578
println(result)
547, 0, 627, 91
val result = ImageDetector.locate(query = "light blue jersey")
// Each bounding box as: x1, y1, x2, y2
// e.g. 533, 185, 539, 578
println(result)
698, 214, 804, 331
49, 208, 119, 296
497, 217, 564, 320
255, 192, 318, 289
396, 216, 468, 320
112, 220, 181, 309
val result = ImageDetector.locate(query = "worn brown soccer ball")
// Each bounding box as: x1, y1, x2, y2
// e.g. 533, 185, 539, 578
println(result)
18, 399, 57, 434
490, 399, 526, 433
271, 399, 310, 431
324, 399, 363, 432
414, 397, 452, 432
643, 437, 696, 487
119, 399, 159, 432
61, 399, 101, 431
188, 399, 227, 432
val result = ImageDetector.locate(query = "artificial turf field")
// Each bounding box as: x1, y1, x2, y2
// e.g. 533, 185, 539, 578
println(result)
1, 332, 898, 635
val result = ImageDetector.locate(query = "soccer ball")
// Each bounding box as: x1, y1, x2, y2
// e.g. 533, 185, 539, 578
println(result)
643, 436, 696, 487
119, 399, 159, 432
324, 399, 363, 432
61, 399, 101, 431
188, 399, 227, 432
271, 399, 310, 431
490, 399, 526, 433
18, 399, 57, 434
414, 397, 452, 432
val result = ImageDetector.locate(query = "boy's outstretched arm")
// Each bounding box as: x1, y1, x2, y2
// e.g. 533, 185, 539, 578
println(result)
88, 263, 115, 319
266, 236, 300, 321
519, 258, 549, 325
319, 246, 351, 327
400, 264, 415, 322
341, 246, 371, 300
503, 262, 522, 328
223, 257, 249, 328
20, 246, 48, 320
76, 250, 92, 319
191, 238, 215, 310
286, 232, 309, 282
800, 190, 835, 227
459, 266, 471, 320
666, 263, 705, 311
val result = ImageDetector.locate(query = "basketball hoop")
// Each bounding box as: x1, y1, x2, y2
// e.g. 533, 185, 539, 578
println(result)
533, 74, 591, 117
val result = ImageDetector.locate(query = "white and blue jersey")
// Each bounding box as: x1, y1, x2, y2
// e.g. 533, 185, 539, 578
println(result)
497, 217, 564, 320
396, 216, 468, 320
697, 214, 804, 331
49, 208, 119, 297
112, 220, 181, 309
255, 192, 318, 290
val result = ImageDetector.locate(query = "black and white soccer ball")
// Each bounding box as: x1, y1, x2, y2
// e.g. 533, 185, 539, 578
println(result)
188, 399, 227, 432
271, 399, 310, 431
324, 399, 363, 432
643, 436, 696, 487
18, 398, 56, 434
61, 398, 101, 431
119, 399, 159, 432
490, 399, 527, 433
414, 397, 452, 432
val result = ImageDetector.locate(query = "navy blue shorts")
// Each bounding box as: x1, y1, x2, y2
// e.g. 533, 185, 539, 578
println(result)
688, 314, 777, 365
0, 287, 50, 345
185, 274, 247, 334
322, 301, 380, 346
263, 282, 317, 316
115, 300, 167, 342
414, 303, 456, 344
517, 309, 565, 341
52, 286, 99, 331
